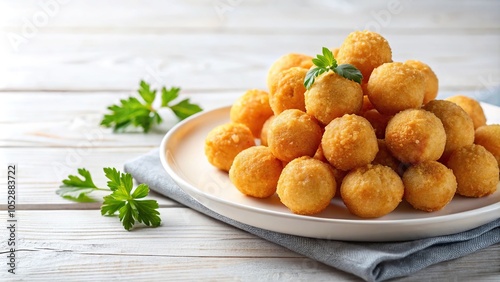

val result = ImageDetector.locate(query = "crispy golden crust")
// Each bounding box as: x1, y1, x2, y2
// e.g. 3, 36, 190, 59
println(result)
337, 30, 392, 83
322, 114, 378, 171
268, 109, 322, 162
229, 146, 283, 198
360, 95, 375, 115
267, 53, 313, 91
475, 124, 500, 167
367, 62, 425, 115
372, 139, 401, 175
403, 161, 457, 212
446, 95, 487, 129
385, 109, 446, 164
423, 100, 475, 160
341, 164, 404, 218
362, 109, 392, 139
277, 157, 336, 215
204, 123, 256, 172
305, 72, 363, 126
447, 144, 499, 197
230, 89, 273, 138
268, 67, 308, 115
259, 115, 275, 147
405, 60, 439, 104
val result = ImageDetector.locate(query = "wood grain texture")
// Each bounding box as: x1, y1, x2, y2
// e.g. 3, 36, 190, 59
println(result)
0, 210, 498, 281
1, 33, 498, 92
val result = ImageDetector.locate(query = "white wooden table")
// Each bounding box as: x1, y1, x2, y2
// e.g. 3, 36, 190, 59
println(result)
0, 0, 499, 281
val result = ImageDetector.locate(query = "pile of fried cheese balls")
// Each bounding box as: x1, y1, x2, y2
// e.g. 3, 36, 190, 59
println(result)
204, 30, 500, 218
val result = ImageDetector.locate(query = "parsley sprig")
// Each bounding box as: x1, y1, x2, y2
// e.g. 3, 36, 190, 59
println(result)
101, 80, 203, 133
304, 47, 363, 89
57, 168, 161, 231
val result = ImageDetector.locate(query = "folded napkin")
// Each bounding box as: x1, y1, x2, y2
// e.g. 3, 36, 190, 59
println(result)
124, 150, 500, 282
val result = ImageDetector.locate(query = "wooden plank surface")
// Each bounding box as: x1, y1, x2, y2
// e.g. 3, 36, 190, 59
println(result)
1, 34, 498, 92
0, 210, 498, 281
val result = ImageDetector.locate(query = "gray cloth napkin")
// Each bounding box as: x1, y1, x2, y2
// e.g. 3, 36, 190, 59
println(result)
124, 150, 500, 282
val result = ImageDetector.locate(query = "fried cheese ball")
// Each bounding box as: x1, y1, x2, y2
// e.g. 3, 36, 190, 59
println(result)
331, 47, 340, 58
267, 109, 322, 162
405, 60, 439, 104
229, 146, 283, 198
360, 95, 375, 115
341, 164, 404, 218
268, 67, 307, 114
267, 53, 313, 91
322, 114, 378, 171
403, 161, 457, 212
372, 139, 401, 174
277, 157, 336, 215
446, 95, 487, 129
204, 123, 255, 172
447, 144, 499, 197
230, 89, 273, 138
367, 62, 425, 115
259, 115, 275, 146
385, 109, 446, 164
362, 109, 391, 139
305, 72, 363, 126
423, 100, 475, 160
474, 124, 500, 167
336, 30, 392, 83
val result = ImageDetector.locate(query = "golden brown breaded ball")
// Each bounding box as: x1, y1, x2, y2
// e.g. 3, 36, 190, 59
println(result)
313, 144, 328, 163
322, 114, 378, 171
362, 109, 392, 139
259, 115, 275, 146
341, 164, 404, 218
385, 109, 446, 164
277, 157, 336, 215
305, 71, 363, 126
230, 89, 273, 138
267, 53, 313, 91
403, 161, 457, 212
372, 139, 401, 174
446, 95, 487, 129
336, 30, 392, 83
331, 47, 339, 58
405, 60, 439, 104
229, 146, 283, 198
475, 124, 500, 167
360, 95, 375, 115
367, 62, 426, 115
423, 100, 475, 160
204, 123, 256, 172
267, 109, 322, 162
447, 144, 499, 197
268, 67, 308, 115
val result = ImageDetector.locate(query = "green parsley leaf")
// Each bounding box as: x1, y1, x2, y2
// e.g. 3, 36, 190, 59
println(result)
334, 64, 363, 84
103, 167, 122, 191
62, 168, 97, 188
161, 86, 180, 107
56, 187, 98, 203
56, 168, 102, 203
170, 99, 203, 120
101, 81, 202, 133
58, 167, 161, 231
100, 97, 155, 133
100, 169, 161, 231
138, 80, 156, 105
304, 47, 363, 89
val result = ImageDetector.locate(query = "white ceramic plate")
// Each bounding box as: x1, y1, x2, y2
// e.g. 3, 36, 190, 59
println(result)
160, 103, 500, 242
